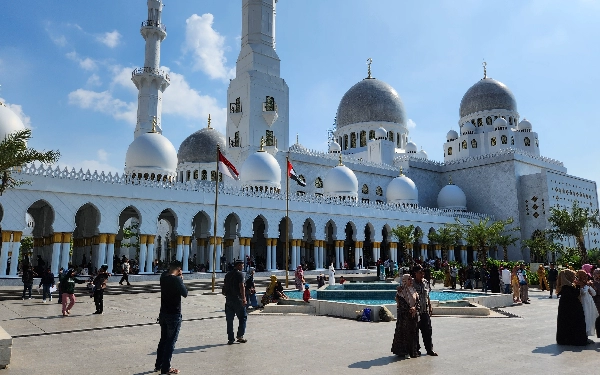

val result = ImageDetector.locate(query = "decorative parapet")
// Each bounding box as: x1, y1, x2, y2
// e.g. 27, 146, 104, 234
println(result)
289, 147, 398, 171
16, 163, 490, 221
131, 67, 170, 82
394, 147, 563, 168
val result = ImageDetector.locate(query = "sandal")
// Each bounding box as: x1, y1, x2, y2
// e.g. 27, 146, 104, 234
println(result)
161, 369, 180, 375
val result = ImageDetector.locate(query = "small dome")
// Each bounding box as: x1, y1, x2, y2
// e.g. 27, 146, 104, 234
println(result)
437, 183, 467, 211
0, 102, 26, 140
518, 119, 532, 131
328, 140, 341, 153
446, 130, 458, 142
386, 172, 418, 205
125, 132, 178, 176
493, 117, 508, 130
240, 150, 281, 190
459, 77, 517, 118
324, 164, 358, 199
336, 78, 406, 128
462, 122, 476, 135
405, 141, 417, 153
178, 127, 226, 164
375, 126, 387, 139
416, 149, 428, 159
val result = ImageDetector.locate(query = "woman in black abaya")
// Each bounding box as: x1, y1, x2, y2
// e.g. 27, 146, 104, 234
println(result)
556, 269, 589, 346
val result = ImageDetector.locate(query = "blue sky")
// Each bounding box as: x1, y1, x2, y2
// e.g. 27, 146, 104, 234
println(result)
1, 0, 599, 189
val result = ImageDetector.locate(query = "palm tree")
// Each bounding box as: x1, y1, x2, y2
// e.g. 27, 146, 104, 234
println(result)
493, 218, 520, 261
428, 226, 460, 261
451, 217, 508, 263
547, 201, 600, 264
522, 229, 560, 263
0, 129, 60, 195
391, 225, 415, 264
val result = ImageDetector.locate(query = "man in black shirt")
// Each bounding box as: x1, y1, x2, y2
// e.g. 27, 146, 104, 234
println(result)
413, 264, 438, 356
155, 261, 187, 375
547, 263, 559, 299
224, 259, 247, 345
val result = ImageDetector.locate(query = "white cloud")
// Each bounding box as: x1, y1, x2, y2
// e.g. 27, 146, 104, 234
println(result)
86, 74, 102, 87
407, 119, 417, 129
109, 65, 137, 93
68, 89, 136, 125
49, 34, 67, 47
96, 30, 122, 48
0, 97, 32, 128
183, 13, 235, 81
162, 68, 227, 132
97, 149, 109, 162
66, 51, 97, 71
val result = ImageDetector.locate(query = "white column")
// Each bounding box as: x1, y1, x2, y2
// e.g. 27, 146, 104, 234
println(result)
216, 238, 222, 272
9, 232, 23, 276
197, 239, 205, 265
182, 237, 190, 272
271, 241, 277, 270
208, 238, 215, 272
0, 232, 11, 276
139, 235, 148, 273
335, 241, 340, 269
51, 240, 62, 275
296, 242, 301, 268
339, 243, 345, 268
105, 234, 115, 273
175, 237, 183, 263
60, 233, 72, 271
146, 237, 155, 273
318, 241, 324, 269
461, 249, 468, 265
290, 240, 297, 270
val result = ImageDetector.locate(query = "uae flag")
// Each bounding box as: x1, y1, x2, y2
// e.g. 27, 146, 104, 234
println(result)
287, 160, 306, 187
218, 150, 239, 180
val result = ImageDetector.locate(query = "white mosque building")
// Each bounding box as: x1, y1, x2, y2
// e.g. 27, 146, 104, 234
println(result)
0, 0, 598, 277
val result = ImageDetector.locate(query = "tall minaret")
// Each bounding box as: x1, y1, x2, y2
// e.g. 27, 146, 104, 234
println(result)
132, 0, 170, 138
226, 0, 289, 164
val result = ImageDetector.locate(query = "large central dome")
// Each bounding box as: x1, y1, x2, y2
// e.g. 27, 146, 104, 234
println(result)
459, 78, 517, 118
336, 78, 406, 128
178, 127, 226, 164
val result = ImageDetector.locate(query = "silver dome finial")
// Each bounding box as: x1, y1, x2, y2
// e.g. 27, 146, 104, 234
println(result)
482, 61, 487, 79
367, 58, 373, 79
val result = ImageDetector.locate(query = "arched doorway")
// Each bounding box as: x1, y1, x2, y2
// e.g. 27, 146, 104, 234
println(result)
251, 216, 267, 271
73, 203, 100, 271
27, 200, 55, 274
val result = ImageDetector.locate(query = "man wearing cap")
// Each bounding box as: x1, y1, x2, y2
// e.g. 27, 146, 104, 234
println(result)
155, 260, 187, 375
413, 264, 438, 356
224, 259, 247, 345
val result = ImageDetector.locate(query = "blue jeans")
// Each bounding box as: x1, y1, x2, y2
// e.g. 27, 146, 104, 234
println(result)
225, 297, 247, 342
246, 293, 258, 308
504, 284, 510, 294
42, 284, 52, 300
155, 313, 182, 374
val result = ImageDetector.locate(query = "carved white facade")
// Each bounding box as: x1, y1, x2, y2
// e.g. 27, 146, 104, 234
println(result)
0, 0, 598, 278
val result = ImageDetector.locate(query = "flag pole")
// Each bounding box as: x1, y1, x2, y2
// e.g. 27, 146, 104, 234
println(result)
211, 145, 220, 293
285, 154, 290, 288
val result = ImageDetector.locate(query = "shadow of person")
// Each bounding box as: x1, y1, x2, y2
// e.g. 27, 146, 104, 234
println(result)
148, 343, 228, 356
348, 355, 403, 369
533, 342, 600, 356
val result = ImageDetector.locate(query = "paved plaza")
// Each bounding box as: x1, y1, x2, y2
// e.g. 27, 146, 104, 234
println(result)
1, 279, 599, 375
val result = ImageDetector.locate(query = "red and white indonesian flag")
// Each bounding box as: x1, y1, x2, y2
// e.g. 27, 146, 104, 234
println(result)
287, 160, 306, 187
218, 150, 239, 180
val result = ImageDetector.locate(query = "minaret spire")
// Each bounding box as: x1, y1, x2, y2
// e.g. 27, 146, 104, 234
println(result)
132, 0, 170, 138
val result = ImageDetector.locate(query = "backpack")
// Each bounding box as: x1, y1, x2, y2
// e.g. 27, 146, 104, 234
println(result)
222, 273, 230, 296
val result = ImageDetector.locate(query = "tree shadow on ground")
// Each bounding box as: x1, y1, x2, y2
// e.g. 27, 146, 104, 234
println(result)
348, 355, 404, 369
533, 342, 600, 356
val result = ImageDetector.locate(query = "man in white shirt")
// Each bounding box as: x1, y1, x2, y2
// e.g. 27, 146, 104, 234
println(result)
501, 267, 511, 294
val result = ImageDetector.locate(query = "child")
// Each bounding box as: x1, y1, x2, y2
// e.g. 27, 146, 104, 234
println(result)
576, 270, 598, 336
303, 284, 311, 303
340, 276, 346, 284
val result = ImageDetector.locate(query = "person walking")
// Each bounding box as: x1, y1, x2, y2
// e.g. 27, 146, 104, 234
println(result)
93, 265, 110, 314
449, 265, 457, 290
119, 258, 131, 286
556, 269, 589, 346
537, 265, 549, 291
21, 265, 37, 300
548, 263, 558, 299
294, 265, 304, 291
511, 265, 521, 303
59, 269, 86, 316
501, 267, 511, 294
245, 268, 258, 309
39, 267, 55, 303
154, 260, 187, 375
223, 259, 247, 345
518, 264, 530, 304
412, 265, 438, 356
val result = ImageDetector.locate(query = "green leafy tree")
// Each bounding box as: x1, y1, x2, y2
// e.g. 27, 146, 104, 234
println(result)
521, 229, 560, 263
0, 129, 60, 195
391, 224, 415, 264
20, 236, 34, 263
122, 222, 140, 260
548, 201, 600, 264
428, 226, 460, 261
493, 219, 520, 261
452, 217, 513, 263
